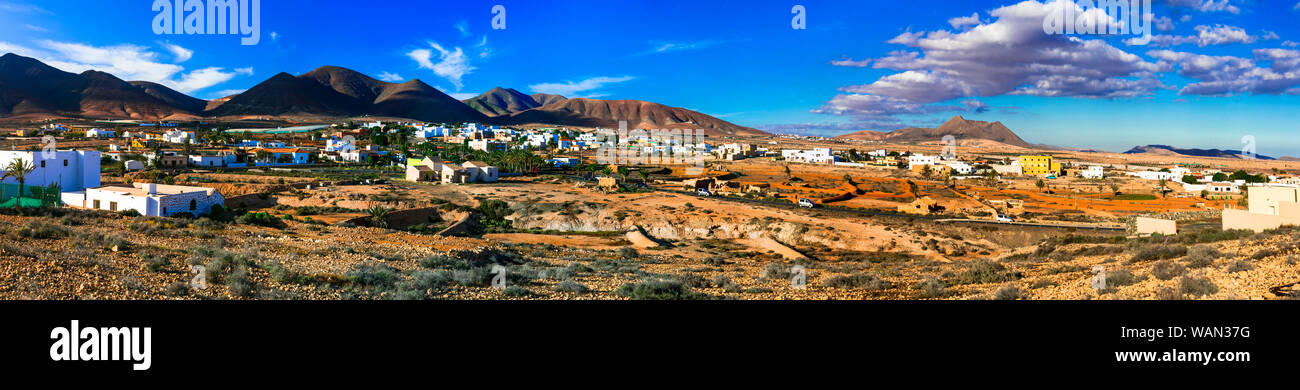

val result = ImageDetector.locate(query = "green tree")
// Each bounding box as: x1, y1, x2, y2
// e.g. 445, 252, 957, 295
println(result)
3, 159, 36, 203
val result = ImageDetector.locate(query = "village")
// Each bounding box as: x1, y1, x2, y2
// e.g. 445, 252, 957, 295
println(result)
3, 118, 1300, 301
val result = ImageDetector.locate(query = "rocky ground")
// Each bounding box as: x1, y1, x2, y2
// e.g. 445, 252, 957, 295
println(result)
3, 172, 1299, 300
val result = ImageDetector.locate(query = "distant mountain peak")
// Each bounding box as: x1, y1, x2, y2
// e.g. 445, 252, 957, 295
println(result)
834, 115, 1030, 147
1123, 144, 1274, 160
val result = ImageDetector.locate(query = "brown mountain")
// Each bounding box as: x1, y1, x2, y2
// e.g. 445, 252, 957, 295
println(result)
0, 53, 195, 118
530, 93, 568, 106
0, 55, 759, 133
129, 81, 208, 113
495, 98, 769, 136
833, 115, 1030, 147
210, 66, 488, 123
463, 87, 542, 116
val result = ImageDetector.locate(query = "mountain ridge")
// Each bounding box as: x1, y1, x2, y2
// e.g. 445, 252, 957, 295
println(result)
832, 115, 1031, 147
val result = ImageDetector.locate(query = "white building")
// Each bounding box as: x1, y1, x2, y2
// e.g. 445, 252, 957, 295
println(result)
124, 160, 144, 171
908, 154, 937, 169
1081, 165, 1105, 179
162, 129, 195, 144
944, 161, 972, 175
468, 139, 507, 152
72, 183, 224, 217
85, 128, 116, 138
782, 148, 836, 164
188, 155, 224, 168
1129, 170, 1179, 181
325, 137, 356, 152
867, 149, 888, 158
462, 161, 499, 183
0, 150, 100, 192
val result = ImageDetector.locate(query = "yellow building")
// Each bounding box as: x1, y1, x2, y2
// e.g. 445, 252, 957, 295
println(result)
1019, 155, 1061, 176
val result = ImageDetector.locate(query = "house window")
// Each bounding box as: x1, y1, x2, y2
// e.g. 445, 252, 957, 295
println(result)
40, 161, 45, 168
93, 200, 100, 209
63, 160, 68, 166
190, 199, 196, 210
109, 201, 117, 211
163, 207, 167, 215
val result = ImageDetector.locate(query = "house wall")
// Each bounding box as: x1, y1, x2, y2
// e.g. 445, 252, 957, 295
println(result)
0, 150, 100, 191
1247, 186, 1299, 215
1135, 217, 1177, 235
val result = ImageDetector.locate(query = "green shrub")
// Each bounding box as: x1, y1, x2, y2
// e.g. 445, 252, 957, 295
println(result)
915, 276, 947, 298
346, 263, 401, 288
823, 273, 890, 290
1179, 276, 1218, 297
165, 281, 190, 296
1226, 261, 1254, 273
615, 280, 707, 300
992, 285, 1025, 300
502, 285, 534, 297
555, 280, 590, 294
952, 260, 1022, 285
1129, 244, 1187, 263
1150, 261, 1186, 281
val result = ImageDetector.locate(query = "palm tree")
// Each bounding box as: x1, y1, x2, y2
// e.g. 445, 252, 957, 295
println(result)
3, 159, 36, 206
1035, 178, 1046, 192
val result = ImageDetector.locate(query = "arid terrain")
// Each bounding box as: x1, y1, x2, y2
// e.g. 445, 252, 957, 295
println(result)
3, 137, 1299, 300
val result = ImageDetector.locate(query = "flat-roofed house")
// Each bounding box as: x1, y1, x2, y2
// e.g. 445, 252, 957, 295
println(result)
0, 150, 100, 192
72, 183, 224, 217
462, 161, 498, 183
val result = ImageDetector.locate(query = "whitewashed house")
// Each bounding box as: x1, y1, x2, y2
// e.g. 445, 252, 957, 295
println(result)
0, 150, 100, 192
189, 155, 224, 167
72, 183, 224, 217
908, 154, 937, 169
462, 161, 499, 183
1081, 166, 1105, 179
124, 160, 144, 171
944, 161, 972, 175
162, 129, 195, 144
85, 128, 116, 138
782, 148, 836, 164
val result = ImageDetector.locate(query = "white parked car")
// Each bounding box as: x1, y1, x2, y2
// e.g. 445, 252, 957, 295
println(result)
695, 188, 713, 197
797, 198, 817, 208
996, 214, 1014, 223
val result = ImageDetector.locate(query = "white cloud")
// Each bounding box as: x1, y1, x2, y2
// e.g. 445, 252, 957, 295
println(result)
448, 92, 478, 100
1161, 0, 1241, 14
454, 20, 470, 38
1137, 24, 1260, 47
23, 24, 47, 32
0, 40, 251, 94
633, 40, 721, 56
1154, 16, 1175, 32
1147, 49, 1300, 96
947, 13, 980, 29
830, 57, 871, 67
528, 76, 634, 98
209, 89, 246, 98
376, 71, 404, 82
820, 1, 1164, 121
405, 41, 475, 90
0, 1, 51, 14
160, 42, 193, 63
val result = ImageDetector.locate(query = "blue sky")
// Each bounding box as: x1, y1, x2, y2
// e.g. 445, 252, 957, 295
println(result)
2, 0, 1300, 156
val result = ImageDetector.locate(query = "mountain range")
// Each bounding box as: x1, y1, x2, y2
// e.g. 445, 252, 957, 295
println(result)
1122, 144, 1275, 160
0, 53, 765, 136
832, 115, 1031, 148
